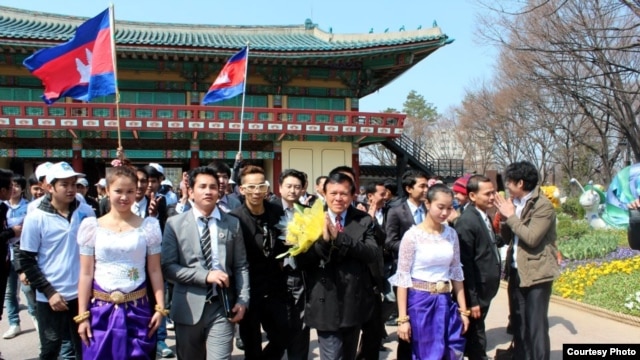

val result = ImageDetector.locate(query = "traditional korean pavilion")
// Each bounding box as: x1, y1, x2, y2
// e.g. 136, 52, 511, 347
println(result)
0, 6, 454, 187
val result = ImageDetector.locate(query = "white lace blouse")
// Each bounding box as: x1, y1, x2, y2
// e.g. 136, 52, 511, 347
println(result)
390, 225, 464, 288
77, 217, 162, 293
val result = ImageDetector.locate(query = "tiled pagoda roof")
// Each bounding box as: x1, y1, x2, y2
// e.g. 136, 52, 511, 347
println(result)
0, 6, 452, 56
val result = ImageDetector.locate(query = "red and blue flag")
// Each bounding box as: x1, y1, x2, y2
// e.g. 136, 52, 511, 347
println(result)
202, 47, 248, 105
23, 8, 116, 104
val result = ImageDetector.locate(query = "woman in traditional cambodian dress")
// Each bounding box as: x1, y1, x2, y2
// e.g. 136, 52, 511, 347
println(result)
390, 184, 470, 360
76, 165, 166, 360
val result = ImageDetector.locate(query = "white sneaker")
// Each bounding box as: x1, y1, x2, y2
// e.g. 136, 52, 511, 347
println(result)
2, 325, 21, 339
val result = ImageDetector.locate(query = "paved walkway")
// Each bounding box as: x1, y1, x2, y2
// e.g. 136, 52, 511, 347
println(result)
1, 286, 638, 359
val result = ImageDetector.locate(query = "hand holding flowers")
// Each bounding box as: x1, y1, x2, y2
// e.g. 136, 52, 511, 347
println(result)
277, 201, 325, 258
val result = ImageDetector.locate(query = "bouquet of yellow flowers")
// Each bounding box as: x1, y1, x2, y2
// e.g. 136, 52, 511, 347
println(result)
276, 200, 325, 258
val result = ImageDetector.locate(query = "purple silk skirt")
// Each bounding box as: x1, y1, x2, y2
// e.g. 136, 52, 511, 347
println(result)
82, 282, 156, 360
407, 289, 466, 360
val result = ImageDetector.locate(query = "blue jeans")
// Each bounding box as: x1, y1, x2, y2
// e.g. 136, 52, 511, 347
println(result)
157, 316, 167, 342
4, 264, 36, 325
157, 281, 171, 342
20, 283, 37, 318
4, 264, 20, 325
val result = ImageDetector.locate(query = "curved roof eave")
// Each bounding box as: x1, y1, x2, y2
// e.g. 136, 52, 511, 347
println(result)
0, 5, 451, 53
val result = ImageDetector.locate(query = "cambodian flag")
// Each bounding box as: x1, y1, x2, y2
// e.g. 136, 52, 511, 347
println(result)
202, 47, 248, 105
23, 8, 116, 105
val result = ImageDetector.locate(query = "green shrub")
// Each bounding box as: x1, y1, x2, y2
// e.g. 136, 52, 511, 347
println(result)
609, 229, 629, 247
556, 219, 591, 241
561, 197, 585, 220
558, 230, 618, 260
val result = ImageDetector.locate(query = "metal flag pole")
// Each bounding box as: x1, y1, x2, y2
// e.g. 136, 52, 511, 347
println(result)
238, 43, 249, 154
108, 3, 123, 160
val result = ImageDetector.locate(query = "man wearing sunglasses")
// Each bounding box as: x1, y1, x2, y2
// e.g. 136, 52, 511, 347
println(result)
229, 165, 290, 359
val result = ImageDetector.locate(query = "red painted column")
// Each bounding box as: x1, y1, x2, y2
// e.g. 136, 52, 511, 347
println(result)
72, 139, 83, 172
351, 145, 360, 187
189, 140, 200, 169
273, 142, 282, 197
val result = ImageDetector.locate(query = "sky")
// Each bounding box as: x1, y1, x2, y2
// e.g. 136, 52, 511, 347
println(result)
0, 0, 497, 114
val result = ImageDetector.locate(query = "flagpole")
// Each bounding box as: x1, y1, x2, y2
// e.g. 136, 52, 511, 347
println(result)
108, 3, 123, 160
238, 43, 249, 155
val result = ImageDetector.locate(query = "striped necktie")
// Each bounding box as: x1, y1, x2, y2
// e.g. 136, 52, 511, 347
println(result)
199, 216, 215, 302
335, 214, 344, 233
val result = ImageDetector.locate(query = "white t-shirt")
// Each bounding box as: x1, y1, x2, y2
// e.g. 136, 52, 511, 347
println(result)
20, 202, 96, 302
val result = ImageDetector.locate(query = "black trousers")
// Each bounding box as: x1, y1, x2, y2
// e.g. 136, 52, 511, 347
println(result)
396, 336, 412, 360
393, 283, 411, 360
36, 299, 82, 360
239, 291, 289, 360
464, 304, 491, 360
356, 295, 384, 360
286, 272, 310, 360
508, 268, 553, 360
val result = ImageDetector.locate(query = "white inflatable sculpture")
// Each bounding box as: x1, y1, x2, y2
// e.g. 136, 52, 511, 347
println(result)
570, 178, 607, 229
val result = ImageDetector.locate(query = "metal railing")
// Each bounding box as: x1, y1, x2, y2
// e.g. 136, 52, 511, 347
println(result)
383, 133, 464, 177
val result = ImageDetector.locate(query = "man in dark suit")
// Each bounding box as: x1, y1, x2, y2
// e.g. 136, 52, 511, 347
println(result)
454, 175, 502, 360
230, 165, 290, 360
357, 181, 389, 360
296, 172, 379, 360
135, 167, 168, 230
383, 169, 428, 360
208, 161, 242, 213
270, 168, 311, 360
312, 175, 328, 206
383, 178, 402, 209
161, 166, 249, 359
298, 172, 318, 207
75, 178, 100, 216
384, 170, 428, 257
274, 169, 306, 218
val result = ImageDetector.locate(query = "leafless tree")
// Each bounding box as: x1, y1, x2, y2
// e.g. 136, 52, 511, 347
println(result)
475, 0, 640, 183
359, 108, 398, 165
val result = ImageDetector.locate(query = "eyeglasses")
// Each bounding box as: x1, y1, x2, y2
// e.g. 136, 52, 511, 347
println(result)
242, 183, 269, 193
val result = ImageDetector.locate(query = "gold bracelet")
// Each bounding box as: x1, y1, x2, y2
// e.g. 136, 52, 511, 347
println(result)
396, 315, 410, 324
73, 311, 90, 324
458, 309, 471, 317
154, 304, 170, 317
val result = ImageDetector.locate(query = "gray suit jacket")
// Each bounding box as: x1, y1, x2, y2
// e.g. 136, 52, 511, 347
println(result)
161, 208, 250, 325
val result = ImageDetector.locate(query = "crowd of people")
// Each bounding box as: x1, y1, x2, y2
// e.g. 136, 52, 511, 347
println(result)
0, 158, 584, 359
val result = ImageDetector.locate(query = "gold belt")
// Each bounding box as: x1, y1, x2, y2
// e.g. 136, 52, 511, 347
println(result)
412, 280, 451, 294
92, 288, 147, 305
